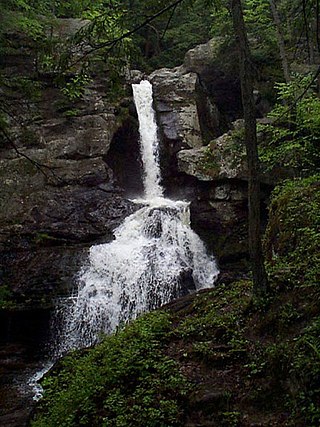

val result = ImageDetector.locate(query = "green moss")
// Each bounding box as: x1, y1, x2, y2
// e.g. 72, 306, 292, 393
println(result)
244, 316, 320, 426
200, 145, 221, 174
33, 233, 64, 246
201, 132, 246, 176
174, 280, 252, 365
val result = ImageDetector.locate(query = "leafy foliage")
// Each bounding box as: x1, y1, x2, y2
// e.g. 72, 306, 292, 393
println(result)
0, 284, 15, 309
122, 0, 213, 70
259, 74, 320, 174
0, 0, 132, 146
31, 311, 189, 427
264, 175, 320, 287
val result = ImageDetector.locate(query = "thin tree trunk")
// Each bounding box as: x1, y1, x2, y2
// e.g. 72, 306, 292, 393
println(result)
302, 0, 311, 63
230, 0, 269, 297
317, 0, 320, 54
269, 0, 291, 82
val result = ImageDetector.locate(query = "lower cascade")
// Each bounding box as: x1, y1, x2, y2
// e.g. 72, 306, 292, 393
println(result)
56, 80, 219, 354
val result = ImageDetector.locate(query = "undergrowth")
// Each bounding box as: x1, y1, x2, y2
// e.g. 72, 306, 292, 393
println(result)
31, 312, 189, 427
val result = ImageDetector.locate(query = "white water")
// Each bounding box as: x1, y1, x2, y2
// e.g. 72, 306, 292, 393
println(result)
56, 80, 218, 354
132, 80, 163, 199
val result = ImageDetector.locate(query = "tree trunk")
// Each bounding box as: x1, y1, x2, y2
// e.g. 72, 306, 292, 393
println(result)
269, 0, 291, 82
302, 0, 312, 63
230, 0, 269, 297
317, 0, 320, 55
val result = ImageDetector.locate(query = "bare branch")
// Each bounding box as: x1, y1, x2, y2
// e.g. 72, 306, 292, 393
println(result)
160, 2, 179, 41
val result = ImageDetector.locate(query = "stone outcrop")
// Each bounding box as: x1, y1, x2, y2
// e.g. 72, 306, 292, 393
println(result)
0, 108, 138, 307
150, 68, 204, 150
148, 41, 276, 270
177, 120, 288, 186
177, 128, 247, 182
149, 67, 221, 194
0, 23, 140, 308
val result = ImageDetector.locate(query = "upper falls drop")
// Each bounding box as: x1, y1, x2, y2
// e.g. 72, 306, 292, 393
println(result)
56, 80, 219, 354
132, 80, 163, 200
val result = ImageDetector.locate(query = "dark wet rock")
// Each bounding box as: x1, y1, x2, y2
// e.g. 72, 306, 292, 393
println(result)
190, 388, 231, 413
105, 115, 143, 196
178, 268, 196, 295
0, 42, 138, 310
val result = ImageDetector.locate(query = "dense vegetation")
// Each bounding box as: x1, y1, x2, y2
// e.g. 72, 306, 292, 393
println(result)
259, 75, 320, 174
32, 312, 189, 427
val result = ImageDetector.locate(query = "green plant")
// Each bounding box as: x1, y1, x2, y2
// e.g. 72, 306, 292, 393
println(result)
259, 74, 320, 174
220, 410, 241, 427
0, 285, 14, 309
264, 175, 320, 288
31, 311, 190, 427
63, 108, 81, 118
61, 72, 92, 101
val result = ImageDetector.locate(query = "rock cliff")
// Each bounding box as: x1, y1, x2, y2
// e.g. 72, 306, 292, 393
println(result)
0, 36, 276, 311
149, 39, 266, 272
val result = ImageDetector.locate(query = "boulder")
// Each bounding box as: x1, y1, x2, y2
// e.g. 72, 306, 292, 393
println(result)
177, 121, 291, 186
182, 38, 242, 126
150, 68, 203, 149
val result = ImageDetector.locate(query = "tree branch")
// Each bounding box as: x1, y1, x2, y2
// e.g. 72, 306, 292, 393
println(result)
69, 0, 185, 68
0, 125, 64, 183
160, 2, 179, 41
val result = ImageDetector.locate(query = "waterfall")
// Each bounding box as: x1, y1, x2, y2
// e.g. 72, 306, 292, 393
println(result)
56, 80, 219, 354
132, 80, 163, 200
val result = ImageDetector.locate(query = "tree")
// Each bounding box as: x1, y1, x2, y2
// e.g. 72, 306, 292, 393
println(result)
229, 0, 269, 296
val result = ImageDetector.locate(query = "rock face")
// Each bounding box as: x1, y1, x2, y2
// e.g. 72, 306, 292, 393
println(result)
150, 68, 204, 149
149, 52, 227, 190
149, 40, 274, 270
177, 128, 248, 182
0, 111, 138, 307
0, 23, 140, 309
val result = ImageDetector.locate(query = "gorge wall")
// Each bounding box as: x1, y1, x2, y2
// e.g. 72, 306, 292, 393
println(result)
1, 32, 275, 316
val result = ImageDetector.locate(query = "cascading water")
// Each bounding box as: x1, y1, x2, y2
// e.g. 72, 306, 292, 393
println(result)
133, 80, 163, 200
56, 80, 219, 354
